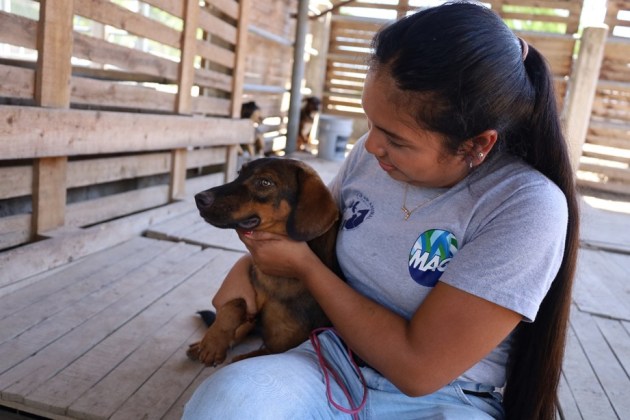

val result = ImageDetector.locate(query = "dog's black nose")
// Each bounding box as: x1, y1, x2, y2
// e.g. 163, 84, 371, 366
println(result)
195, 191, 215, 209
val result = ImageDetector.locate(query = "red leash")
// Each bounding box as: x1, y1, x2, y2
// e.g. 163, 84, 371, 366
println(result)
309, 327, 368, 419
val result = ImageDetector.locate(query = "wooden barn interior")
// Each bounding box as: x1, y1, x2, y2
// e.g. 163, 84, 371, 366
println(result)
1, 0, 630, 419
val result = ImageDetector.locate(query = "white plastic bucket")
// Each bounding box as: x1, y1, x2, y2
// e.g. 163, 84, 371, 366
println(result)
317, 115, 353, 161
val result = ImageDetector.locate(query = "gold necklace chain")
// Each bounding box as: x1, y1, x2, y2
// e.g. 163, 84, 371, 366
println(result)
401, 184, 446, 221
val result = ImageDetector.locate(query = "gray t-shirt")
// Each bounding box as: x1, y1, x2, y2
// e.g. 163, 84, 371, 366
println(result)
329, 135, 568, 387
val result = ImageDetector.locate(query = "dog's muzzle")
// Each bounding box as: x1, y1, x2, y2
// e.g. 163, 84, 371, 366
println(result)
195, 191, 215, 210
195, 190, 261, 230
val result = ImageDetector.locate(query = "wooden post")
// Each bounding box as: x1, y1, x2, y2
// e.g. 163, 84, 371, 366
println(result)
169, 149, 188, 200
32, 0, 74, 236
285, 0, 310, 154
225, 145, 239, 183
176, 0, 199, 115
562, 25, 609, 172
225, 0, 251, 178
396, 0, 409, 19
171, 0, 199, 201
305, 12, 331, 99
230, 0, 250, 119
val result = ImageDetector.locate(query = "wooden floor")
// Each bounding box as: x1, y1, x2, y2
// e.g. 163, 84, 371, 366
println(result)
0, 156, 629, 419
559, 199, 630, 420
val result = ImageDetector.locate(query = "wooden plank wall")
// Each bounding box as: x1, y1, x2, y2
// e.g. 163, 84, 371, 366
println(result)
0, 0, 253, 253
579, 0, 630, 195
322, 0, 583, 119
241, 0, 298, 153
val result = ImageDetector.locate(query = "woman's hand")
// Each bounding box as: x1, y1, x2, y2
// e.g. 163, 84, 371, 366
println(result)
212, 232, 320, 317
237, 230, 319, 279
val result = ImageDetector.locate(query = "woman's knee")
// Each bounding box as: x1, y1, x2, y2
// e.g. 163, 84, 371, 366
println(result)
183, 350, 332, 419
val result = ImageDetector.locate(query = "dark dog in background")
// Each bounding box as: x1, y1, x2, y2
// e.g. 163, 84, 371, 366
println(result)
240, 101, 265, 156
297, 96, 321, 151
187, 158, 340, 366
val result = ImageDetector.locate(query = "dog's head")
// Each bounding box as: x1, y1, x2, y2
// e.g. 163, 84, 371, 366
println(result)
302, 97, 321, 114
195, 158, 338, 242
241, 101, 263, 124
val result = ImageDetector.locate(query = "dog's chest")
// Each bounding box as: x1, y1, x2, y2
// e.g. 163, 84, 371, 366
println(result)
251, 266, 309, 302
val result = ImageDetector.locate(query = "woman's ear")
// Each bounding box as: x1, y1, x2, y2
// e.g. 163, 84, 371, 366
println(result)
286, 165, 339, 242
460, 129, 498, 167
472, 129, 498, 156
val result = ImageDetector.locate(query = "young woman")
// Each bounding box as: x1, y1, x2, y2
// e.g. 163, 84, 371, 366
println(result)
184, 2, 579, 419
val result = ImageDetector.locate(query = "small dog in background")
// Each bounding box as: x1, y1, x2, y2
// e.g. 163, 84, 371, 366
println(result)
297, 96, 321, 151
240, 101, 265, 157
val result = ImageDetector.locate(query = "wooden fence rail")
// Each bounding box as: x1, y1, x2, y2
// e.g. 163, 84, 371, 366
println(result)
3, 0, 630, 261
0, 0, 251, 255
322, 0, 584, 118
319, 0, 630, 197
578, 1, 630, 195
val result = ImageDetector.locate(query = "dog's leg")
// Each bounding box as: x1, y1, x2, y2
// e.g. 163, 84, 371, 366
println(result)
230, 308, 306, 362
187, 298, 255, 366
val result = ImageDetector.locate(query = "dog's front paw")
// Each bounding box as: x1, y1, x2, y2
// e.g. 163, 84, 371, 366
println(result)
186, 341, 204, 362
186, 298, 254, 366
186, 331, 232, 367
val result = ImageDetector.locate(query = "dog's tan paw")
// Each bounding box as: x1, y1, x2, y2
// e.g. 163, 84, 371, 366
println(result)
187, 333, 231, 367
186, 341, 203, 362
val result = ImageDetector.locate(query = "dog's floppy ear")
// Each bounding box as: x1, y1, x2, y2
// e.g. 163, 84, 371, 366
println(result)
286, 165, 338, 242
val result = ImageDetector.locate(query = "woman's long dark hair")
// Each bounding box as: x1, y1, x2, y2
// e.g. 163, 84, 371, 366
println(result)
371, 2, 579, 419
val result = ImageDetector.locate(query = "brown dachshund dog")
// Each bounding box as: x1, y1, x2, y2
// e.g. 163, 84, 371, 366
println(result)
187, 158, 340, 366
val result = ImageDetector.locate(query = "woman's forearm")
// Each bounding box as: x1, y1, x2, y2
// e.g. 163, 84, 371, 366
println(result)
298, 253, 519, 397
296, 254, 424, 394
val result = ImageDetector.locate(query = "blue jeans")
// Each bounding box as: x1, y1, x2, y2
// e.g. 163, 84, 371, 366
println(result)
183, 330, 504, 419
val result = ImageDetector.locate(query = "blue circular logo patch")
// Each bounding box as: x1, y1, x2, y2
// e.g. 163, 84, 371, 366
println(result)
409, 229, 458, 287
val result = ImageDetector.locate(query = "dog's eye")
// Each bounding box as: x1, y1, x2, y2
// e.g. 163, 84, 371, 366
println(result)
258, 178, 274, 188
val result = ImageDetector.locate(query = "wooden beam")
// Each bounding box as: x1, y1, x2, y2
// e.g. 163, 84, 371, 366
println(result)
0, 106, 252, 159
0, 11, 180, 82
35, 0, 73, 107
74, 0, 181, 49
190, 95, 232, 116
0, 64, 34, 100
230, 0, 251, 118
194, 39, 235, 69
71, 76, 177, 111
142, 0, 184, 18
562, 25, 609, 172
0, 201, 194, 288
225, 145, 239, 182
198, 7, 237, 43
67, 153, 172, 189
32, 157, 68, 235
0, 214, 31, 252
172, 0, 200, 199
169, 149, 188, 200
33, 0, 74, 235
397, 0, 409, 19
65, 185, 170, 228
176, 0, 200, 114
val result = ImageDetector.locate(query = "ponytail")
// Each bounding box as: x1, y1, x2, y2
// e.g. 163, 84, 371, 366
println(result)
502, 45, 580, 420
